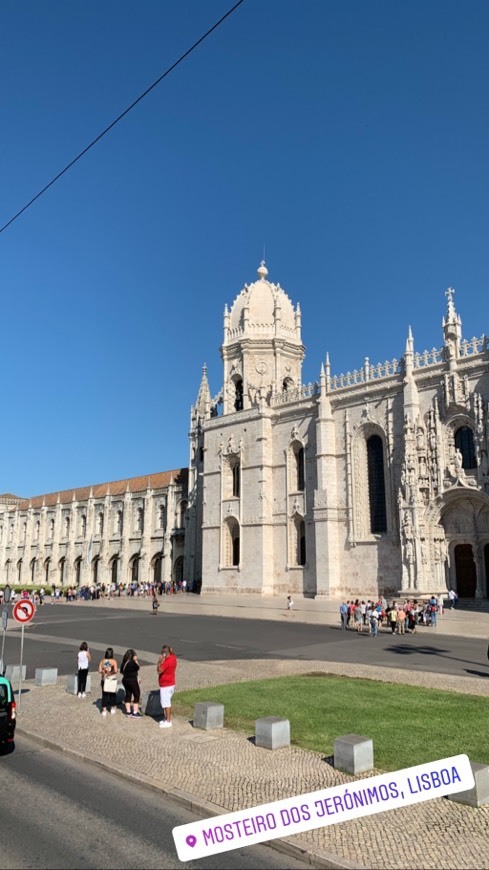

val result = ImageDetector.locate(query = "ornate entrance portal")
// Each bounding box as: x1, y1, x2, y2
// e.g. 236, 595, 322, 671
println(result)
454, 544, 477, 597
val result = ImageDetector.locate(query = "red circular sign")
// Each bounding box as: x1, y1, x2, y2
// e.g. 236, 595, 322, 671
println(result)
12, 599, 35, 624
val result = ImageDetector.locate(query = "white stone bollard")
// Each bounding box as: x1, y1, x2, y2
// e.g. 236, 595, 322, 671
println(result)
255, 716, 290, 750
35, 668, 58, 686
334, 734, 374, 774
193, 701, 224, 730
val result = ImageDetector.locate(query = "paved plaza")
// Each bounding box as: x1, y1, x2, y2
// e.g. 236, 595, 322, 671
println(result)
9, 595, 489, 870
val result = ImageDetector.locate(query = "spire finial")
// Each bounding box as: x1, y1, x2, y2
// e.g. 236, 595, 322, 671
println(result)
445, 286, 456, 320
257, 260, 268, 280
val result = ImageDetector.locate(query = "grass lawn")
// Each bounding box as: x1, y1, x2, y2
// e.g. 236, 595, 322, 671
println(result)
174, 673, 488, 771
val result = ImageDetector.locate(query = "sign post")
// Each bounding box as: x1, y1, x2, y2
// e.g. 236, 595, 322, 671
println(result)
12, 599, 35, 710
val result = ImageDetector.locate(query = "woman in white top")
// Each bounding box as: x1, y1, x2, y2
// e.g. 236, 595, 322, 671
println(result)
77, 641, 91, 698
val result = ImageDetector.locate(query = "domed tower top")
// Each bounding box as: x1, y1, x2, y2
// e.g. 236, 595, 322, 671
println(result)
221, 262, 305, 415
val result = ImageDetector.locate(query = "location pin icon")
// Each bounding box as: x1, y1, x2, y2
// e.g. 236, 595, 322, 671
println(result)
186, 835, 197, 848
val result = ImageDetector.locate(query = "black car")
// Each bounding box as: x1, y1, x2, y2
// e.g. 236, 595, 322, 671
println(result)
0, 676, 16, 747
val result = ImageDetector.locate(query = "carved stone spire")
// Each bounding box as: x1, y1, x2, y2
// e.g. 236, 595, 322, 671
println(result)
442, 286, 462, 370
195, 364, 211, 420
403, 325, 419, 423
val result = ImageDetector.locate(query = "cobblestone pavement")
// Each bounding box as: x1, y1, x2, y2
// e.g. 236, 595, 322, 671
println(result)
16, 654, 489, 870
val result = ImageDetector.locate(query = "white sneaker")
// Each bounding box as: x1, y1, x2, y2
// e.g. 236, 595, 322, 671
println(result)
159, 720, 172, 728
110, 708, 116, 715
81, 693, 86, 698
102, 711, 107, 717
77, 692, 82, 698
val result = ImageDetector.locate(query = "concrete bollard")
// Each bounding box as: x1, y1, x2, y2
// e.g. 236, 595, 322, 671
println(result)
255, 716, 290, 750
334, 734, 374, 774
66, 673, 92, 695
447, 761, 489, 807
35, 668, 58, 686
5, 665, 26, 682
193, 701, 224, 730
144, 689, 164, 719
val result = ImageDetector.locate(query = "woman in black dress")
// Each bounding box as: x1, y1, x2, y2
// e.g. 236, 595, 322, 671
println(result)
120, 648, 141, 719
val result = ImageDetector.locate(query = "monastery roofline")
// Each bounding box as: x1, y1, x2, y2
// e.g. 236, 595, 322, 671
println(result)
11, 468, 188, 511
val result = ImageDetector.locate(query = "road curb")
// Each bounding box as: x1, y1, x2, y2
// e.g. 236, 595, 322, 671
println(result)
16, 724, 362, 870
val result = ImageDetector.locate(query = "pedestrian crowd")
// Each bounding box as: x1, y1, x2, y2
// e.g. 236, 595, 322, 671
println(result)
76, 640, 177, 729
339, 591, 458, 636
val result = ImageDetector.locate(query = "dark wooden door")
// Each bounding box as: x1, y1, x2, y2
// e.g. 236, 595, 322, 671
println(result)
454, 544, 477, 597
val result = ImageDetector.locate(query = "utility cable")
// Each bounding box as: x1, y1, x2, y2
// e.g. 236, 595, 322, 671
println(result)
0, 0, 245, 236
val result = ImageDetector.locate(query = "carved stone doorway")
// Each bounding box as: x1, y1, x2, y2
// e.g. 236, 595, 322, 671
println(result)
454, 544, 477, 597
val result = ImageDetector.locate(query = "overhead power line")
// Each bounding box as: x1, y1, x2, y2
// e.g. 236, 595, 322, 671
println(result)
0, 0, 245, 236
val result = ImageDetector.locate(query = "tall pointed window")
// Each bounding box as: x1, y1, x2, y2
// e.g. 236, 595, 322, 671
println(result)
232, 461, 240, 498
455, 426, 476, 470
223, 518, 240, 567
367, 435, 387, 533
295, 447, 305, 491
234, 379, 243, 411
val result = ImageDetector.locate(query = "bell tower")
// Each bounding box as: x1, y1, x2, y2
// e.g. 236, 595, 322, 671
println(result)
221, 261, 305, 414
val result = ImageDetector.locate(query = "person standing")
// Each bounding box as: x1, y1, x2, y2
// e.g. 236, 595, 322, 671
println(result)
77, 641, 91, 698
448, 588, 458, 609
98, 647, 118, 716
339, 601, 348, 630
157, 645, 177, 729
120, 649, 141, 718
369, 610, 379, 637
151, 590, 160, 615
286, 595, 294, 616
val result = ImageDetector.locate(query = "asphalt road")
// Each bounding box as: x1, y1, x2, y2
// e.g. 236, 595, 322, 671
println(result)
0, 735, 310, 869
2, 604, 489, 683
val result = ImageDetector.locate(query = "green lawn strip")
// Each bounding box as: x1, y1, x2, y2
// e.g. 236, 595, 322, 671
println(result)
174, 673, 488, 771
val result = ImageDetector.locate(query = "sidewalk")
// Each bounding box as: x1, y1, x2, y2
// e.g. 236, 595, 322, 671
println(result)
16, 652, 489, 870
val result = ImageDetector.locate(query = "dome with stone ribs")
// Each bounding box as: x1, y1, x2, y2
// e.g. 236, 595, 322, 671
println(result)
227, 262, 299, 339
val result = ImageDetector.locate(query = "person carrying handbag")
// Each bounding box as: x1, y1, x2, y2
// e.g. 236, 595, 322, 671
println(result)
98, 647, 118, 717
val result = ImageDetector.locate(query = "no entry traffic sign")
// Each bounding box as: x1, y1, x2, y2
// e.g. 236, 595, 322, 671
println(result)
12, 599, 35, 624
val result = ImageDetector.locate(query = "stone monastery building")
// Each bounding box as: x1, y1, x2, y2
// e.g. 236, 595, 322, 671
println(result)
2, 262, 489, 598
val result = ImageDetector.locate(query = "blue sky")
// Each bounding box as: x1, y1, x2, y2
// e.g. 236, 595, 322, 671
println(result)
1, 0, 488, 497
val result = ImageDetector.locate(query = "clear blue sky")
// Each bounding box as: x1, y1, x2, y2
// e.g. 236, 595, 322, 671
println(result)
2, 0, 488, 497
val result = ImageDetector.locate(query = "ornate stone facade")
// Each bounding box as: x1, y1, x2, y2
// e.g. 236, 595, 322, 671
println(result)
185, 266, 489, 598
0, 470, 188, 588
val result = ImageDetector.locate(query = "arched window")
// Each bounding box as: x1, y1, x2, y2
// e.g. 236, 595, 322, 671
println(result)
116, 510, 123, 535
292, 517, 306, 566
97, 512, 104, 536
131, 555, 140, 584
64, 516, 70, 538
111, 556, 119, 584
93, 556, 99, 585
234, 379, 243, 411
59, 557, 66, 585
159, 505, 166, 530
232, 461, 240, 498
23, 522, 27, 542
44, 558, 50, 584
74, 557, 82, 586
367, 435, 387, 533
49, 518, 55, 539
30, 558, 36, 583
295, 446, 305, 491
153, 554, 162, 585
81, 515, 87, 539
179, 501, 188, 528
17, 559, 22, 583
455, 426, 476, 470
35, 520, 40, 541
224, 518, 240, 567
5, 559, 11, 582
137, 508, 144, 533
